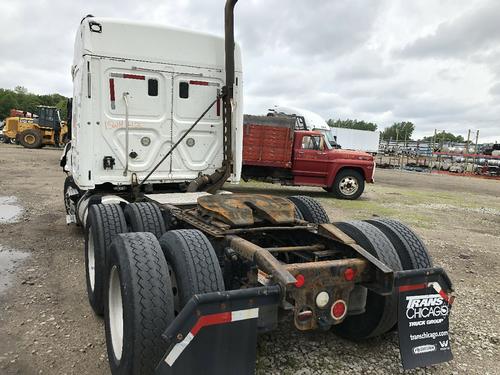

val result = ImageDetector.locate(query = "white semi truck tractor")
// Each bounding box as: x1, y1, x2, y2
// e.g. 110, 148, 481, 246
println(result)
61, 2, 455, 375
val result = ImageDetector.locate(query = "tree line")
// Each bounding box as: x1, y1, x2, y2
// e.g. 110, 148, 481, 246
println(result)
328, 118, 465, 143
0, 86, 69, 121
0, 86, 466, 143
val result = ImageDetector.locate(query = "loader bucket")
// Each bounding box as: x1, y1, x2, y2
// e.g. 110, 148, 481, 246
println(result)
395, 267, 454, 369
155, 285, 281, 375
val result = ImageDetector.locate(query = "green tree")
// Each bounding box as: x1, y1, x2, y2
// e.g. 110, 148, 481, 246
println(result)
0, 87, 69, 120
420, 132, 464, 143
14, 86, 28, 95
327, 118, 378, 131
0, 92, 18, 119
381, 121, 415, 141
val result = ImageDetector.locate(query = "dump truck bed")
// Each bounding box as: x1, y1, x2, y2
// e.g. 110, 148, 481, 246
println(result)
242, 115, 295, 169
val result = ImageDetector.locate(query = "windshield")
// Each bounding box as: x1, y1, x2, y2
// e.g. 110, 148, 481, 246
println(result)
321, 133, 333, 149
322, 130, 336, 148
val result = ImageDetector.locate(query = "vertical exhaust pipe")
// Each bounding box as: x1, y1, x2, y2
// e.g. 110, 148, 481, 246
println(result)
193, 0, 238, 194
221, 0, 238, 176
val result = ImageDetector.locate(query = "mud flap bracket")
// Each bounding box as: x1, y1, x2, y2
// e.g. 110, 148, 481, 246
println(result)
155, 285, 282, 375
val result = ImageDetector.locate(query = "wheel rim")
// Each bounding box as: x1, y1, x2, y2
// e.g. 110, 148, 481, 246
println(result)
87, 228, 96, 291
24, 134, 36, 144
339, 176, 359, 196
109, 265, 124, 360
168, 265, 181, 316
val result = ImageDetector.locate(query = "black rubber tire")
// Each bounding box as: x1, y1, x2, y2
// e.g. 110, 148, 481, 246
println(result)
365, 218, 433, 270
159, 229, 224, 315
333, 221, 402, 339
287, 195, 330, 224
19, 129, 43, 149
331, 169, 365, 200
105, 233, 175, 375
124, 202, 166, 238
85, 203, 128, 316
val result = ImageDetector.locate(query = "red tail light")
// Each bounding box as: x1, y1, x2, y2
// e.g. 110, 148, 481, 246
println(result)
344, 267, 356, 281
294, 274, 305, 288
331, 300, 347, 320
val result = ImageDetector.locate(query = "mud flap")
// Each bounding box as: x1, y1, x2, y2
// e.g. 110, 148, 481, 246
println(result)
395, 267, 455, 370
155, 285, 282, 375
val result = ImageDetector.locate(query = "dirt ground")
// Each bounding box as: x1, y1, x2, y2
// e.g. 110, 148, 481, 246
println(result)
0, 144, 499, 375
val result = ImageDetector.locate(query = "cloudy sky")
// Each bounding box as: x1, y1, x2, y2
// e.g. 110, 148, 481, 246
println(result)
1, 0, 499, 142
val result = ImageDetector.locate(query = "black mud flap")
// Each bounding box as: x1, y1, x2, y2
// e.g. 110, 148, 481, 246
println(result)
395, 267, 455, 370
155, 285, 282, 375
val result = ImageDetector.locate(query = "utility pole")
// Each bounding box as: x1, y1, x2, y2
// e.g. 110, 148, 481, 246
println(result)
465, 129, 471, 173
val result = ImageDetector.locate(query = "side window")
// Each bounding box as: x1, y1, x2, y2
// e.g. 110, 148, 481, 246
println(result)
301, 135, 322, 150
179, 82, 189, 99
148, 79, 158, 96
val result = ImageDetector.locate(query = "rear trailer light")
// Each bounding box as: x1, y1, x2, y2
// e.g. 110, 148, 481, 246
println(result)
294, 274, 305, 288
343, 267, 356, 281
331, 300, 347, 320
315, 291, 330, 308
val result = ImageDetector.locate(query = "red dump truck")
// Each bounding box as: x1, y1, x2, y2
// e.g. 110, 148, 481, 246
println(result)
242, 115, 375, 199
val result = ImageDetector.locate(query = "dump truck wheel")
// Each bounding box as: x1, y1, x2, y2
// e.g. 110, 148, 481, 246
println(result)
105, 233, 175, 375
124, 202, 166, 238
287, 195, 330, 223
159, 229, 224, 315
330, 169, 364, 200
19, 129, 43, 149
365, 218, 433, 270
85, 204, 127, 316
333, 221, 402, 339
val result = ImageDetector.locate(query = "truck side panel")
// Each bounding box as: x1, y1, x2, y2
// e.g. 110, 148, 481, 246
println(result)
242, 116, 294, 169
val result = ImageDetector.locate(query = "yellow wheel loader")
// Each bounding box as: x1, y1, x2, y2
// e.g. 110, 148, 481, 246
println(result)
2, 106, 68, 149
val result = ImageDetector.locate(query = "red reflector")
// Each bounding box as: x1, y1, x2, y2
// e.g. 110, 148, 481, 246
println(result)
109, 78, 115, 101
216, 96, 221, 116
191, 312, 231, 335
344, 268, 356, 281
399, 283, 426, 293
123, 74, 145, 80
294, 274, 305, 288
331, 300, 347, 320
189, 80, 209, 86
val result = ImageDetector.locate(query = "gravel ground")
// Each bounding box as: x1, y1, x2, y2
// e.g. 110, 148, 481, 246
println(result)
0, 144, 499, 374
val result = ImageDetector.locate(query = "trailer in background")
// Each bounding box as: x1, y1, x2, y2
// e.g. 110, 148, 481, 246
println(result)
330, 127, 380, 154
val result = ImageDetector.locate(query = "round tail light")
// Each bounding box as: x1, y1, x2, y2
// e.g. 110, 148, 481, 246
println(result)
331, 300, 347, 320
344, 267, 356, 281
294, 274, 305, 288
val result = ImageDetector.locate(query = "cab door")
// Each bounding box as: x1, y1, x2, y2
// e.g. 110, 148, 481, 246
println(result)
293, 134, 330, 186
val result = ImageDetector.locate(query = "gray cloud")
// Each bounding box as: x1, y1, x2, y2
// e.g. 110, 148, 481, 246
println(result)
0, 0, 499, 142
399, 1, 500, 59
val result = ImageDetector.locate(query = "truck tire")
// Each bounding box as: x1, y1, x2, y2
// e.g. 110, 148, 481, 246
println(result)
159, 229, 224, 315
105, 233, 175, 375
330, 169, 365, 200
19, 129, 43, 149
365, 218, 432, 270
287, 195, 330, 224
124, 202, 166, 239
85, 203, 128, 316
333, 221, 402, 339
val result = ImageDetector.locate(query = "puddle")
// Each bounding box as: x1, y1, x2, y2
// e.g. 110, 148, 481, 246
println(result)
0, 196, 23, 224
0, 245, 29, 294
